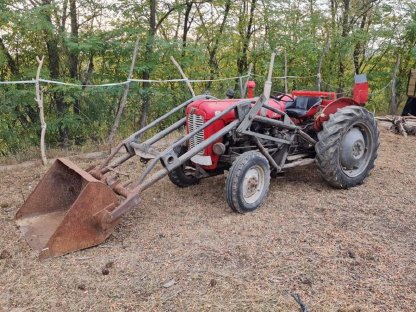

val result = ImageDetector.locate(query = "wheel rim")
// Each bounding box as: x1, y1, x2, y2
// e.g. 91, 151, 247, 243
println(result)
339, 124, 373, 178
242, 165, 265, 204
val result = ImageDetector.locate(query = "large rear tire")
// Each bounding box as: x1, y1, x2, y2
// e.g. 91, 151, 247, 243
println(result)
315, 106, 379, 188
225, 151, 271, 213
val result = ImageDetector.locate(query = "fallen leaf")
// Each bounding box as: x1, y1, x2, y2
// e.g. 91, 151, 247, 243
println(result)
162, 279, 176, 288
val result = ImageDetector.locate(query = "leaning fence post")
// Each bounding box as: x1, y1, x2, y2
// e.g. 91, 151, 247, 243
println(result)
389, 54, 401, 115
108, 38, 140, 146
284, 49, 288, 94
170, 56, 195, 97
35, 56, 47, 165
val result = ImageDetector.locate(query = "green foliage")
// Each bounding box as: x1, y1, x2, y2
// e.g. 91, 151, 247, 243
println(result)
0, 0, 415, 157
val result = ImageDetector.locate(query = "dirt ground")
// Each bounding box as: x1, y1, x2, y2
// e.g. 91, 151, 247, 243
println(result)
0, 127, 415, 312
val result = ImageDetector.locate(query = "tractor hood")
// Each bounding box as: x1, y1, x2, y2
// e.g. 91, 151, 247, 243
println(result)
186, 98, 286, 124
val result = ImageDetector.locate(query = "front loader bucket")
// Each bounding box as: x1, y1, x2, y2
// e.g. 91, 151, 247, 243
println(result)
15, 158, 119, 259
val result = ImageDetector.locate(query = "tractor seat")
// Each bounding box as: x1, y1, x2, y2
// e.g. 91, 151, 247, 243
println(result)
285, 96, 321, 118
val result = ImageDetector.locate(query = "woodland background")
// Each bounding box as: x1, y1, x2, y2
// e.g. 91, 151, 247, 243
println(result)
0, 0, 415, 156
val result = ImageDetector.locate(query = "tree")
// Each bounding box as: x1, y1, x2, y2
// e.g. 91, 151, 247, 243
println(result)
0, 0, 415, 156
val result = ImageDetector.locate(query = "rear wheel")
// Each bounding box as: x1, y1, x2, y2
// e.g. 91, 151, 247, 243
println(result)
225, 151, 271, 213
315, 106, 379, 188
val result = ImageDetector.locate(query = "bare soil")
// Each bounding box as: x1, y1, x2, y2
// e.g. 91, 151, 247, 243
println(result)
0, 127, 415, 311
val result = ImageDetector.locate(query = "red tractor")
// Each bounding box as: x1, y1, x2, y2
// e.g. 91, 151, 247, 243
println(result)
16, 52, 379, 258
168, 60, 378, 213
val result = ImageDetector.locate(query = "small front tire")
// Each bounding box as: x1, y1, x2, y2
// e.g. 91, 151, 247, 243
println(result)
225, 151, 271, 213
167, 146, 199, 188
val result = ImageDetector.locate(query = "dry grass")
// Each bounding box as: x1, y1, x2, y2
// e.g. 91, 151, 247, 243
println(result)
0, 127, 415, 311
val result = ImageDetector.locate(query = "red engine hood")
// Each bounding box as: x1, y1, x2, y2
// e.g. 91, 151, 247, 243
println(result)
186, 98, 286, 123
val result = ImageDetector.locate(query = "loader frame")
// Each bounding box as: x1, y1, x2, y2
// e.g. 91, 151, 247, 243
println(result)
89, 91, 317, 229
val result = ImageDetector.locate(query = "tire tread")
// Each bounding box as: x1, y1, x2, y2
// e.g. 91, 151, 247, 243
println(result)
315, 106, 380, 188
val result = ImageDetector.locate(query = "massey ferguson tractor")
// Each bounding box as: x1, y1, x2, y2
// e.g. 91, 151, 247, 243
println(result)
16, 51, 379, 258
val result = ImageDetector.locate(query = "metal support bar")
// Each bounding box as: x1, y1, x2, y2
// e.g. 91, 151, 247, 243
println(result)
241, 130, 292, 145
91, 153, 134, 179
97, 142, 127, 171
254, 116, 298, 131
252, 137, 280, 170
142, 117, 186, 146
297, 130, 317, 145
131, 120, 240, 194
237, 95, 267, 132
263, 104, 295, 128
97, 95, 214, 172
263, 104, 286, 116
278, 135, 294, 168
101, 153, 134, 175
126, 94, 215, 142
139, 104, 235, 180
106, 194, 141, 223
109, 119, 241, 218
134, 100, 253, 185
283, 158, 315, 169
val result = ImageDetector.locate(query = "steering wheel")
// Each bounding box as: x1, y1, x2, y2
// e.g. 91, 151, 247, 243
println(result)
271, 92, 294, 102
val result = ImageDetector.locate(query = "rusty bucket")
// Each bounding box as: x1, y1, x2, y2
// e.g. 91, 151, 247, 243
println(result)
15, 158, 120, 259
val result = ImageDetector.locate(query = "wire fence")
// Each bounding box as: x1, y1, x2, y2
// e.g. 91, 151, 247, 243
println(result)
0, 74, 251, 87
0, 72, 395, 160
251, 73, 320, 80
0, 73, 253, 159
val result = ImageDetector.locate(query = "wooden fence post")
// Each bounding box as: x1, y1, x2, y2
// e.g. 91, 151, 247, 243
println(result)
284, 49, 288, 94
389, 54, 401, 115
35, 56, 47, 165
170, 56, 195, 97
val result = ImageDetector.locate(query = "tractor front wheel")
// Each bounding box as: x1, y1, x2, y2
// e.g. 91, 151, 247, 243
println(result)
225, 151, 271, 213
168, 146, 199, 188
315, 106, 379, 188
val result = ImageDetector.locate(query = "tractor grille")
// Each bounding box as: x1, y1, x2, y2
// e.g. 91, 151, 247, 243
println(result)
187, 113, 205, 155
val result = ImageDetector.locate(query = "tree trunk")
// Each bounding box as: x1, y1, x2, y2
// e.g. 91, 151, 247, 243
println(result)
0, 36, 38, 126
69, 0, 80, 115
181, 1, 193, 58
138, 0, 157, 133
338, 0, 350, 95
237, 0, 256, 76
42, 0, 69, 148
0, 36, 19, 77
353, 14, 368, 74
206, 0, 231, 89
